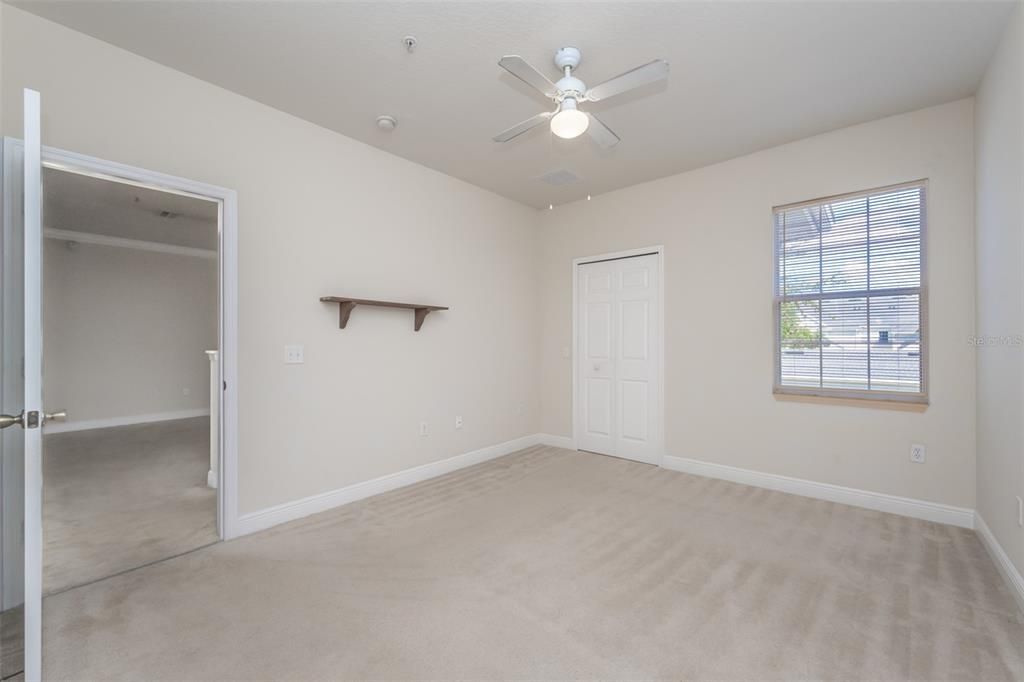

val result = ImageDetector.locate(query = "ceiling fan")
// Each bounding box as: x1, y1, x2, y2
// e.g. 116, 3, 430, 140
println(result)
493, 47, 669, 148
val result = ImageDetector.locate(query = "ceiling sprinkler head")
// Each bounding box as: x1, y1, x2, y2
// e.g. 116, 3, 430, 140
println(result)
376, 115, 398, 132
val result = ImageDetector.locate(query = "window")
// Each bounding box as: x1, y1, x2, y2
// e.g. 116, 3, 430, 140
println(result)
773, 181, 926, 402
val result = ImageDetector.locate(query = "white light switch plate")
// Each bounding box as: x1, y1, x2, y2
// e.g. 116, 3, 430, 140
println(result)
284, 345, 304, 364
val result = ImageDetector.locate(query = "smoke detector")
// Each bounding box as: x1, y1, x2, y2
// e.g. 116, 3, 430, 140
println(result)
376, 115, 398, 132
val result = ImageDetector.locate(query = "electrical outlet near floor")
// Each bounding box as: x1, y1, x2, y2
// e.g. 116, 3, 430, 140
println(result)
910, 443, 926, 463
419, 421, 428, 436
455, 415, 463, 429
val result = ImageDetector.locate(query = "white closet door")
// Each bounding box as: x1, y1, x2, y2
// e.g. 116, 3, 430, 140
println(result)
576, 254, 660, 464
577, 259, 617, 456
613, 255, 660, 464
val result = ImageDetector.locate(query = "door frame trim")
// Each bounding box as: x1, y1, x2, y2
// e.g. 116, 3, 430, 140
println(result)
22, 141, 241, 541
571, 246, 665, 465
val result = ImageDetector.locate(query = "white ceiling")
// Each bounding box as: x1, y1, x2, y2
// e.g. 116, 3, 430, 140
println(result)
16, 1, 1015, 208
44, 167, 219, 250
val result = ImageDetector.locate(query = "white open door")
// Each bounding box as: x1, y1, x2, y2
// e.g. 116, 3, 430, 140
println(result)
0, 88, 47, 682
22, 87, 44, 682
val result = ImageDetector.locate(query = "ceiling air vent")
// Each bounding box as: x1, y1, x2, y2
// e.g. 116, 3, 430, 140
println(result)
538, 169, 580, 186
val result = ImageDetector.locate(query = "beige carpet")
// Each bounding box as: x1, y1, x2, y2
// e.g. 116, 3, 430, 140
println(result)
1, 605, 23, 680
43, 417, 217, 595
42, 445, 1023, 680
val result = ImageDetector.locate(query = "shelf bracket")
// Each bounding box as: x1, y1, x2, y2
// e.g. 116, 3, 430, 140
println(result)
338, 301, 357, 329
414, 307, 431, 332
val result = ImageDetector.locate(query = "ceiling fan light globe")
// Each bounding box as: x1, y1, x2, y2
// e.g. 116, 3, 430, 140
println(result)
550, 108, 589, 139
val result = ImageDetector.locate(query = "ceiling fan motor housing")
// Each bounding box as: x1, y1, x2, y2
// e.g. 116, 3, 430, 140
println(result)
554, 47, 585, 101
555, 75, 586, 100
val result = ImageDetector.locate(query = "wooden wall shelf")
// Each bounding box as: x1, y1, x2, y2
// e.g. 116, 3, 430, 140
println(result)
320, 297, 448, 331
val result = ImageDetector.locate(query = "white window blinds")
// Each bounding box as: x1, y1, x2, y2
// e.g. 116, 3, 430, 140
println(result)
773, 182, 926, 402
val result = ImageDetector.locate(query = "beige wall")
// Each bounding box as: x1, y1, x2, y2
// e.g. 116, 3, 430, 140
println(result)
43, 240, 217, 426
0, 6, 991, 522
539, 99, 977, 508
975, 5, 1023, 575
2, 6, 541, 514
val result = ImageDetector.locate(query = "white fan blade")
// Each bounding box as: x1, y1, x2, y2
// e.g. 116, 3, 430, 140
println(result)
493, 111, 553, 142
499, 56, 559, 99
585, 60, 669, 102
587, 114, 620, 149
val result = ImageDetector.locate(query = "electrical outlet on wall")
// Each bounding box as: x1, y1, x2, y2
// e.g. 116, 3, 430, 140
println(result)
284, 345, 304, 364
182, 387, 191, 396
910, 443, 926, 463
455, 415, 463, 429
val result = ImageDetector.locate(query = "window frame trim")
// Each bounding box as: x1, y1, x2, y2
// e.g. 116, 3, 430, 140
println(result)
771, 179, 929, 405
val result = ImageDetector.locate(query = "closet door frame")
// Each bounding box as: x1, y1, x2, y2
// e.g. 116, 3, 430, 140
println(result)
571, 245, 665, 465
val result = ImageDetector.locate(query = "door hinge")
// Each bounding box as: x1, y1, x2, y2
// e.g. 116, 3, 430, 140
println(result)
25, 411, 39, 429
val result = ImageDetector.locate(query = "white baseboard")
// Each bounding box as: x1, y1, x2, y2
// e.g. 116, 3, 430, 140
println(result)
233, 434, 980, 542
975, 512, 1024, 615
235, 433, 543, 537
662, 455, 975, 529
537, 433, 574, 449
45, 408, 211, 434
